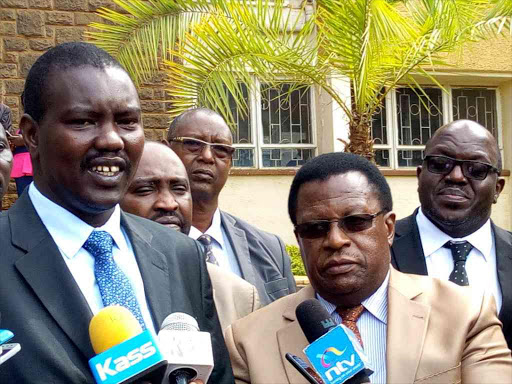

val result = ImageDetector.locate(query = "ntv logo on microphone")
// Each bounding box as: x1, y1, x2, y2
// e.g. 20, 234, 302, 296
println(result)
304, 326, 365, 384
89, 330, 165, 384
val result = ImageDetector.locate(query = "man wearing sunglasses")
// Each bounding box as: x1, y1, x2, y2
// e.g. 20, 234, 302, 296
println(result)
391, 119, 512, 348
166, 108, 296, 305
225, 151, 511, 383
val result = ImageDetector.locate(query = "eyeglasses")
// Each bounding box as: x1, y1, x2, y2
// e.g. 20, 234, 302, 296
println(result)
295, 210, 387, 239
170, 137, 235, 159
424, 155, 499, 181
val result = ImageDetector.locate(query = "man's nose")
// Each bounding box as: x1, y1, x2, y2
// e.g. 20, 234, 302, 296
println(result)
446, 164, 467, 183
323, 222, 351, 249
95, 122, 124, 152
154, 189, 179, 211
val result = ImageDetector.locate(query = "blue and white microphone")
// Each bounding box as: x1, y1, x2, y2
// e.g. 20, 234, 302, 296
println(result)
296, 299, 373, 384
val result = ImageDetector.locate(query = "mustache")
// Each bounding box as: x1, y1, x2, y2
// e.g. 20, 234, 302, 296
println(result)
81, 151, 130, 172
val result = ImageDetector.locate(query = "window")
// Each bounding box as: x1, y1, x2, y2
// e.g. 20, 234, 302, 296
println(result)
372, 86, 500, 168
227, 81, 316, 168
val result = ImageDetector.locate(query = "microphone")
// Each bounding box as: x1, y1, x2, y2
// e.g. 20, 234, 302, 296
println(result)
88, 306, 168, 384
157, 312, 214, 384
295, 299, 373, 384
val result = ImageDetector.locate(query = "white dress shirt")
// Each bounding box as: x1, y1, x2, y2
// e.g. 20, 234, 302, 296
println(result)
318, 270, 389, 384
189, 208, 242, 276
28, 183, 156, 334
416, 208, 502, 312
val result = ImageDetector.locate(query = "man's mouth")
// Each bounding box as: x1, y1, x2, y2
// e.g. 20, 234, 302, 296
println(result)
90, 165, 121, 177
155, 216, 182, 229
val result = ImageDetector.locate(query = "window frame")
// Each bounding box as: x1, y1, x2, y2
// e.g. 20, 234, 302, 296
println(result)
232, 78, 318, 169
373, 85, 502, 170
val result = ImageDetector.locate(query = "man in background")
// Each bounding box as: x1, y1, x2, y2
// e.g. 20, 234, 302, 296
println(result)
225, 152, 512, 383
0, 42, 233, 383
121, 141, 261, 330
391, 119, 512, 348
166, 108, 296, 305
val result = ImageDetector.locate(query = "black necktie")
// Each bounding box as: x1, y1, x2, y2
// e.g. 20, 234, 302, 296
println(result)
444, 240, 473, 286
197, 234, 219, 266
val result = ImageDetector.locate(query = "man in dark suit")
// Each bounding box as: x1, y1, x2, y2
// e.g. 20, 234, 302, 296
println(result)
0, 42, 233, 384
166, 108, 296, 305
391, 119, 512, 348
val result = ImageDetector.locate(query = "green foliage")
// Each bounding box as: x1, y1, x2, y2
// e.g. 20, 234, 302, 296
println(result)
286, 244, 306, 277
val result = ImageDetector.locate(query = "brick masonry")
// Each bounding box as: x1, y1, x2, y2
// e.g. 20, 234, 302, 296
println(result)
0, 0, 171, 208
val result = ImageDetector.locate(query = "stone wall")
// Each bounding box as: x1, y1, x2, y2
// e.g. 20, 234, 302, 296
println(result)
0, 0, 171, 208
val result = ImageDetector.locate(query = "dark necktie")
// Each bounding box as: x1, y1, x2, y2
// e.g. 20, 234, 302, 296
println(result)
337, 304, 365, 347
444, 240, 473, 286
83, 231, 146, 329
197, 234, 219, 266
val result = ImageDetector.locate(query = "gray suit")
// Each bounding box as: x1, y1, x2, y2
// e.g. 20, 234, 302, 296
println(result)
220, 211, 296, 305
0, 192, 234, 384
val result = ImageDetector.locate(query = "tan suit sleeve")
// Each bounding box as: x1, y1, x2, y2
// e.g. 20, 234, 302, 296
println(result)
225, 324, 252, 384
462, 293, 512, 384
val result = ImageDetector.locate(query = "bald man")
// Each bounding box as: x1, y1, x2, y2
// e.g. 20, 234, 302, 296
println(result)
391, 119, 512, 348
121, 141, 260, 331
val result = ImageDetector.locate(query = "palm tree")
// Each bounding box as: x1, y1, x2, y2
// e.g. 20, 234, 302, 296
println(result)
88, 0, 511, 160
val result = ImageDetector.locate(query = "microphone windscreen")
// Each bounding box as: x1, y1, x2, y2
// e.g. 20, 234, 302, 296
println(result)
161, 312, 199, 332
296, 299, 336, 344
89, 306, 142, 354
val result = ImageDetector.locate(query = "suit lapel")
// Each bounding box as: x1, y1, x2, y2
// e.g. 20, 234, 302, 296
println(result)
277, 286, 315, 384
220, 211, 257, 286
386, 268, 430, 384
392, 210, 429, 275
10, 194, 95, 359
121, 213, 172, 331
492, 223, 512, 332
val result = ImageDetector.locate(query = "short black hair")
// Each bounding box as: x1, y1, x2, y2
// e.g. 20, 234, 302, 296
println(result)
23, 42, 124, 122
167, 107, 227, 140
288, 152, 393, 225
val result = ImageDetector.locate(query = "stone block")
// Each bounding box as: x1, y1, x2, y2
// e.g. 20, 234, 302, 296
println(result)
4, 37, 28, 51
0, 64, 17, 79
46, 11, 74, 26
17, 10, 45, 37
54, 0, 88, 11
10, 108, 20, 124
138, 88, 153, 100
1, 0, 28, 8
28, 0, 52, 9
153, 89, 165, 99
29, 38, 54, 51
88, 0, 125, 12
143, 114, 171, 129
0, 10, 17, 21
45, 26, 55, 38
0, 22, 16, 36
141, 100, 165, 113
4, 79, 25, 95
55, 27, 86, 44
74, 12, 102, 26
19, 53, 40, 77
3, 52, 18, 64
4, 96, 19, 108
144, 71, 167, 86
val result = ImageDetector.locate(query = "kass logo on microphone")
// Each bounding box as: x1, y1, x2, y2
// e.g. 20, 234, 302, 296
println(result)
95, 341, 156, 380
89, 330, 165, 384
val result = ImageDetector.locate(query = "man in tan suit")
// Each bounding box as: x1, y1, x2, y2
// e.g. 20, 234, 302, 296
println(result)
225, 152, 512, 383
121, 141, 260, 330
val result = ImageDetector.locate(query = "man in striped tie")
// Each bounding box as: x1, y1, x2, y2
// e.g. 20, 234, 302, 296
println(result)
224, 151, 512, 384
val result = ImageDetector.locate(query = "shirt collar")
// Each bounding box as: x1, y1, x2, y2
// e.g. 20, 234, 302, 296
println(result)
188, 208, 225, 249
317, 268, 389, 325
416, 208, 493, 261
28, 183, 128, 259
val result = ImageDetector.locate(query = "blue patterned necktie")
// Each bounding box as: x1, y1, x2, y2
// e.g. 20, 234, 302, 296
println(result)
83, 231, 146, 329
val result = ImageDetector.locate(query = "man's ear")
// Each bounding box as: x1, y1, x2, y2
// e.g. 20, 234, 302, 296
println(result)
494, 177, 506, 204
384, 211, 396, 247
20, 114, 39, 161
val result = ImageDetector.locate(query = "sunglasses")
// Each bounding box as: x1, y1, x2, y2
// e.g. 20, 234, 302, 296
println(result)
424, 155, 499, 181
295, 210, 387, 239
170, 137, 235, 159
